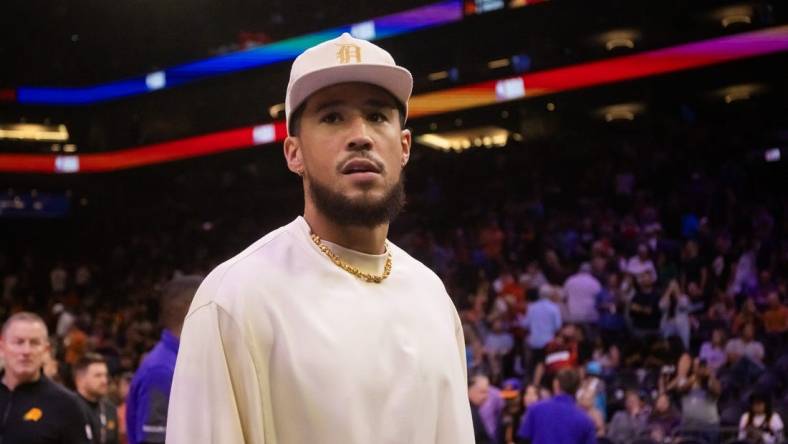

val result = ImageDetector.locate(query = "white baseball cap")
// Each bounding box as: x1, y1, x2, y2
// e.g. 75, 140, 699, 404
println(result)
285, 32, 413, 135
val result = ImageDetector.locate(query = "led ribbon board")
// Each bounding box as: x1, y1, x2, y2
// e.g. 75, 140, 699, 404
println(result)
10, 1, 463, 105
1, 25, 786, 173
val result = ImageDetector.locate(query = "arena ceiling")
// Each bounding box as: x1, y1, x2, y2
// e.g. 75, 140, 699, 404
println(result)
1, 0, 787, 168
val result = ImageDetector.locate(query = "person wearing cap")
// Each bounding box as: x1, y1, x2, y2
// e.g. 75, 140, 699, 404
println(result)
166, 33, 474, 444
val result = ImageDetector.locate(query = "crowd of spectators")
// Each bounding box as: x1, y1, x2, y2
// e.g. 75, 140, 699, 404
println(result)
1, 134, 786, 443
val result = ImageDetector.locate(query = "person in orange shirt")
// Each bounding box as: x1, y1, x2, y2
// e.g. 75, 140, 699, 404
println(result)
64, 323, 88, 365
762, 291, 788, 353
762, 291, 788, 334
115, 372, 133, 444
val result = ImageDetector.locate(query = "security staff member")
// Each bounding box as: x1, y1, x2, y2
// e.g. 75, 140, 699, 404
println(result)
0, 311, 91, 444
74, 353, 119, 444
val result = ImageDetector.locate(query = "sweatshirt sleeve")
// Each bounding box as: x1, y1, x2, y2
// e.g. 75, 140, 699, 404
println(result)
166, 302, 266, 444
435, 304, 475, 444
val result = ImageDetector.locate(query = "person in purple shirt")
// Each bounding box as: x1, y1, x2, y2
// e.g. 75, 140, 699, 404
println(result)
476, 374, 505, 441
126, 275, 201, 444
517, 368, 596, 444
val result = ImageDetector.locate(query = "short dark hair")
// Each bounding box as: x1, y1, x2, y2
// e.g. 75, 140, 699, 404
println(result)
288, 87, 407, 137
73, 352, 106, 375
556, 368, 581, 395
468, 373, 489, 388
160, 275, 203, 331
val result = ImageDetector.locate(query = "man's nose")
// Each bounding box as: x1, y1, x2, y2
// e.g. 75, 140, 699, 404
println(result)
346, 116, 373, 151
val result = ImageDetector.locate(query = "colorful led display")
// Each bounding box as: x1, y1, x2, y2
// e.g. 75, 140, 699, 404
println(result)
8, 1, 462, 105
1, 25, 786, 174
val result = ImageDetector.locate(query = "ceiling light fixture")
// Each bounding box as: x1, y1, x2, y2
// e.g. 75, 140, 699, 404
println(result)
597, 29, 640, 52
722, 15, 752, 27
605, 38, 635, 51
428, 71, 449, 81
0, 123, 69, 142
416, 126, 510, 152
596, 103, 645, 122
487, 58, 511, 69
714, 83, 764, 104
268, 103, 285, 119
714, 5, 754, 28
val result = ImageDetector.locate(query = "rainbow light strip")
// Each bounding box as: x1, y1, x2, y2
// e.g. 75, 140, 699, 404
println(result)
7, 1, 462, 105
1, 25, 787, 174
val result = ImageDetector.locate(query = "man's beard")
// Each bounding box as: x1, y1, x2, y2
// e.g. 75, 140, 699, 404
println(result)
307, 174, 406, 228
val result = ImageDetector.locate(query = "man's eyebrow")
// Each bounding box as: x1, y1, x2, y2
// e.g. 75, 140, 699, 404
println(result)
312, 100, 345, 113
364, 98, 396, 109
312, 98, 395, 112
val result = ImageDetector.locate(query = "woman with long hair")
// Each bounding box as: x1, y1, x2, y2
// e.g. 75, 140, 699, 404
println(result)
738, 392, 785, 444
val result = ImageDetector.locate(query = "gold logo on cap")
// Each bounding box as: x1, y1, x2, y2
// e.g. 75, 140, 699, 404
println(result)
336, 44, 362, 64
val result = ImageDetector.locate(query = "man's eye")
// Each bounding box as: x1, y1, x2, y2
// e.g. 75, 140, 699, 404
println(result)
321, 112, 341, 123
368, 112, 388, 123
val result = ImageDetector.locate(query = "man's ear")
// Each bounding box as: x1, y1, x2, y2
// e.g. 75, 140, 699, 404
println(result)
283, 136, 305, 176
400, 129, 412, 167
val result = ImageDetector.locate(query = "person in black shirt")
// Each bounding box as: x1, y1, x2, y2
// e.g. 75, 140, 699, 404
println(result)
629, 272, 662, 335
0, 311, 91, 444
74, 353, 119, 444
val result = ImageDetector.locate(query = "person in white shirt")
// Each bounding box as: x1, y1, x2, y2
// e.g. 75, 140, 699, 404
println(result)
739, 392, 785, 444
725, 322, 765, 367
563, 263, 601, 324
624, 243, 658, 282
50, 261, 68, 294
166, 33, 473, 444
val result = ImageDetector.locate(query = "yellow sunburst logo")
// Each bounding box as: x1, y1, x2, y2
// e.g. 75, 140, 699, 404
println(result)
24, 407, 43, 422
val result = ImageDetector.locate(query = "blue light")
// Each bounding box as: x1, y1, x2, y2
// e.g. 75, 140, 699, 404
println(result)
17, 0, 462, 105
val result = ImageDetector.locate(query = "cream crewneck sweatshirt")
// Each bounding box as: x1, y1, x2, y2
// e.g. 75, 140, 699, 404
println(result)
166, 217, 473, 444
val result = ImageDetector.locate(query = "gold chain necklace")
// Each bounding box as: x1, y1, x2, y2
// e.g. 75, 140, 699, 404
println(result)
310, 233, 392, 283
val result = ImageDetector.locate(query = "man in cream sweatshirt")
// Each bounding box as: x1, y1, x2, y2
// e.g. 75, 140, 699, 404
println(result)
166, 32, 474, 444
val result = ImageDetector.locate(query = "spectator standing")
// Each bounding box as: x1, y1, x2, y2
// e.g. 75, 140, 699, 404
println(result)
126, 276, 201, 444
468, 375, 494, 444
520, 284, 562, 380
564, 263, 602, 325
0, 312, 91, 444
50, 261, 68, 295
516, 368, 596, 444
659, 279, 691, 349
628, 272, 662, 336
624, 244, 657, 283
762, 291, 788, 342
596, 273, 627, 346
679, 359, 721, 436
74, 353, 120, 444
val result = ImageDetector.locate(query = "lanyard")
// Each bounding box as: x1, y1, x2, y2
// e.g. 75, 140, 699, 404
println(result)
98, 401, 107, 444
